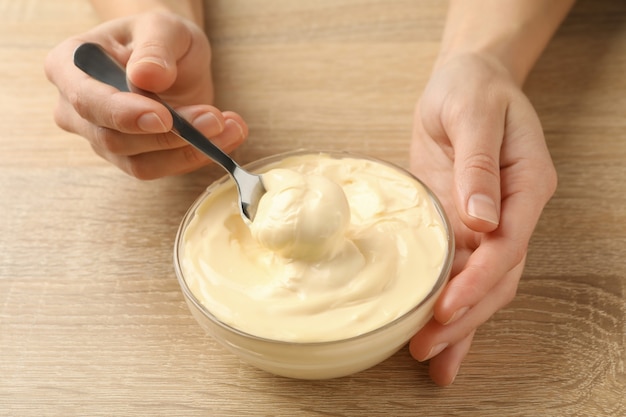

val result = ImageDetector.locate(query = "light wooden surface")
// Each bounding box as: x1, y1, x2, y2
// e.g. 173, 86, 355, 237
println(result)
1, 1, 625, 416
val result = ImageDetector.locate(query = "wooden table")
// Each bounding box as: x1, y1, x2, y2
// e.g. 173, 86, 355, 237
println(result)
1, 1, 624, 416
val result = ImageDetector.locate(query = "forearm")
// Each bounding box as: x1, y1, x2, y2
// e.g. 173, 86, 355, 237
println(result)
89, 0, 204, 28
436, 0, 575, 85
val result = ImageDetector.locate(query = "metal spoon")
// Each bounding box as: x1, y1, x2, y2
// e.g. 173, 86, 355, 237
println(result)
73, 42, 265, 222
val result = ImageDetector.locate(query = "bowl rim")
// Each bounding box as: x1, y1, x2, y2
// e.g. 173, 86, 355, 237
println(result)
173, 149, 455, 346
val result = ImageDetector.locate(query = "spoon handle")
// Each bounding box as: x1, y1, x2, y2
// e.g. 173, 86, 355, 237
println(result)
73, 42, 238, 174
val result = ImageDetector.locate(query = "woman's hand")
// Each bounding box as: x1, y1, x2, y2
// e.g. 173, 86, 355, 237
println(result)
45, 11, 247, 179
408, 53, 557, 386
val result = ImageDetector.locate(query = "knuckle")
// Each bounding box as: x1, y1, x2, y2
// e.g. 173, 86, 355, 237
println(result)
501, 280, 519, 306
106, 99, 133, 132
440, 98, 465, 127
89, 143, 108, 160
126, 156, 158, 181
454, 263, 491, 301
465, 151, 500, 179
154, 132, 178, 150
528, 157, 558, 202
53, 102, 73, 132
499, 265, 524, 307
43, 52, 55, 82
505, 240, 528, 270
93, 126, 123, 154
544, 163, 558, 198
68, 90, 91, 121
68, 85, 122, 131
182, 145, 208, 167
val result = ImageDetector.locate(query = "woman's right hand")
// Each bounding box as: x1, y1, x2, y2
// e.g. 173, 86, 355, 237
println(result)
45, 11, 248, 179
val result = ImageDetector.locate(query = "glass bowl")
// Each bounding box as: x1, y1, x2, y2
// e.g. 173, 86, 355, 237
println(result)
173, 150, 454, 379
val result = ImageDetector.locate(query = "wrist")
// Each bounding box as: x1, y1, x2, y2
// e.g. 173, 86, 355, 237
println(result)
434, 25, 538, 87
434, 49, 524, 89
434, 0, 575, 86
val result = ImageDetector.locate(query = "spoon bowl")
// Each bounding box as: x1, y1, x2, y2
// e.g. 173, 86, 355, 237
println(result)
73, 42, 265, 222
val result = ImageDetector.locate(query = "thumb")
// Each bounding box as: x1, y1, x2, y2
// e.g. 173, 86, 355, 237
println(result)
126, 13, 192, 93
450, 112, 504, 233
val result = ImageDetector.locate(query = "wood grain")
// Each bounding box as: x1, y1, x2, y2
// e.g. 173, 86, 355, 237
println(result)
0, 0, 624, 416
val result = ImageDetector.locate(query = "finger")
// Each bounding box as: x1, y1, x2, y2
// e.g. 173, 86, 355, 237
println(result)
75, 77, 174, 134
435, 156, 555, 325
53, 86, 170, 138
201, 114, 248, 158
56, 99, 225, 156
45, 37, 174, 135
221, 111, 249, 138
126, 13, 194, 93
409, 261, 523, 361
445, 259, 525, 342
434, 211, 529, 325
108, 115, 247, 180
428, 330, 475, 387
445, 98, 506, 232
95, 105, 226, 156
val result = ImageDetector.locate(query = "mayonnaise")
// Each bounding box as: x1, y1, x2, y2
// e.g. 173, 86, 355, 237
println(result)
180, 153, 448, 343
249, 168, 351, 260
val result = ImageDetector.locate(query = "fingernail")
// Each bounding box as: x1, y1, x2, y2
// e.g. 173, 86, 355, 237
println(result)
445, 306, 469, 325
137, 112, 167, 133
192, 112, 222, 133
450, 364, 461, 385
224, 119, 245, 142
467, 194, 499, 225
423, 342, 448, 361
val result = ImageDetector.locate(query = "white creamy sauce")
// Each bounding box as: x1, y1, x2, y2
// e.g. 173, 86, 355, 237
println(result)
180, 154, 448, 343
249, 168, 351, 260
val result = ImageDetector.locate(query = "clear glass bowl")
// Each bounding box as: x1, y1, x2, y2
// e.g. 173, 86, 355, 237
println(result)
173, 150, 454, 379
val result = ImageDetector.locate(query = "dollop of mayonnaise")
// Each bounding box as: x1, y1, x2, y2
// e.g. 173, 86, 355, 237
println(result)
180, 154, 449, 343
249, 168, 351, 260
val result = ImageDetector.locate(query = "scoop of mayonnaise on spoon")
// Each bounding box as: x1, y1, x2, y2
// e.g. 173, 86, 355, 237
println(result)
249, 169, 351, 261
